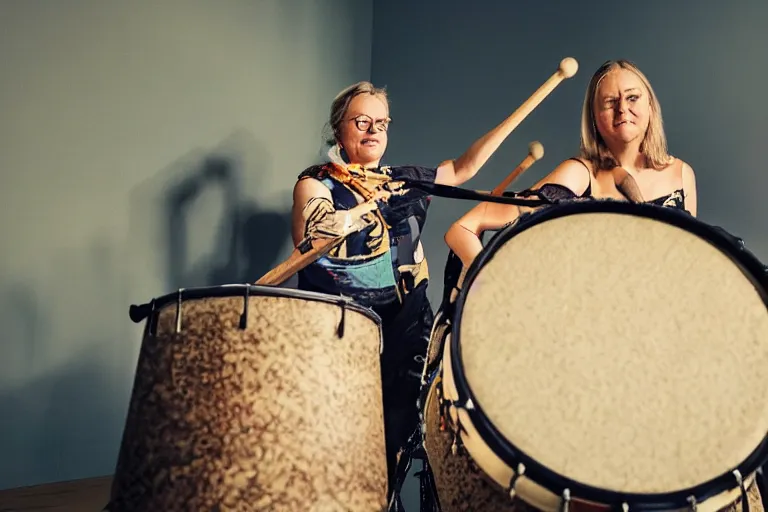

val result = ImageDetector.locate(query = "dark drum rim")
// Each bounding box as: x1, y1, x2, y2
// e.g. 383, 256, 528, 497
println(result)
450, 200, 768, 509
129, 284, 382, 326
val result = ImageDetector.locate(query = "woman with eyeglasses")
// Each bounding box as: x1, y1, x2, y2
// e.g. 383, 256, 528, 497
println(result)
291, 80, 520, 504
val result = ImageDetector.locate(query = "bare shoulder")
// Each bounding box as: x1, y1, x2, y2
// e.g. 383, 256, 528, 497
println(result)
678, 159, 696, 180
674, 157, 697, 190
532, 157, 592, 195
293, 176, 331, 210
675, 158, 698, 217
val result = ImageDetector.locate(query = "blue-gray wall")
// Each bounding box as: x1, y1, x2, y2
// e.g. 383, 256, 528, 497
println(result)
0, 0, 372, 490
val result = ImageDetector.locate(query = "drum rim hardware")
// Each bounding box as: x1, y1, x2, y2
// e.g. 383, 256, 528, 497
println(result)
449, 201, 768, 510
128, 285, 384, 346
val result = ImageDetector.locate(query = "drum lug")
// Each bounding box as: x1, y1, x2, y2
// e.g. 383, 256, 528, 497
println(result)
732, 469, 750, 512
507, 463, 527, 501
464, 398, 474, 410
687, 495, 698, 512
146, 299, 157, 336
174, 288, 184, 333
238, 285, 250, 330
336, 299, 347, 338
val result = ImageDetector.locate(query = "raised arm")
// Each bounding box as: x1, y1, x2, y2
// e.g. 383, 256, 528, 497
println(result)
434, 57, 579, 187
444, 158, 591, 266
434, 119, 523, 187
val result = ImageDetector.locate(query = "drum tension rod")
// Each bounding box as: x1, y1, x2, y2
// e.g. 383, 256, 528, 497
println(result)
507, 463, 526, 500
239, 286, 250, 330
147, 299, 156, 336
175, 289, 184, 333
732, 469, 750, 512
336, 299, 347, 338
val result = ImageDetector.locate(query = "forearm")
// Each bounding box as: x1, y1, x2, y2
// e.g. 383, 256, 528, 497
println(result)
445, 222, 484, 268
445, 112, 528, 185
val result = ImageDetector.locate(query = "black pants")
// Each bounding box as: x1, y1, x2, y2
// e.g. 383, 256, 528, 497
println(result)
372, 281, 434, 499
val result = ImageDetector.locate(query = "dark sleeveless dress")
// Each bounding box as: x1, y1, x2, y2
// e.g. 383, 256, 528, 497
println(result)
536, 157, 687, 211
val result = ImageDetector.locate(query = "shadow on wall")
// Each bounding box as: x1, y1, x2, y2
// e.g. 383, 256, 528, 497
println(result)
0, 239, 137, 490
0, 131, 297, 491
127, 129, 296, 307
164, 155, 293, 290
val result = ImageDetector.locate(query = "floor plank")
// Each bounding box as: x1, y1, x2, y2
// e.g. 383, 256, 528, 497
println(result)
0, 476, 111, 512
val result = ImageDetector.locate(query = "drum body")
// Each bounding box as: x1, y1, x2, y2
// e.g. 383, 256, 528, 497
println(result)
423, 201, 768, 512
107, 285, 388, 512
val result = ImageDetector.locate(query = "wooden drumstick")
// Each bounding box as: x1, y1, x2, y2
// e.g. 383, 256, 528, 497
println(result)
255, 236, 343, 286
256, 194, 385, 286
612, 167, 646, 203
486, 57, 578, 145
491, 141, 545, 196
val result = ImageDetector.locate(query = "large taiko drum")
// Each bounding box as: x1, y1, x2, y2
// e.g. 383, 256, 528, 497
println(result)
105, 285, 389, 512
422, 200, 768, 512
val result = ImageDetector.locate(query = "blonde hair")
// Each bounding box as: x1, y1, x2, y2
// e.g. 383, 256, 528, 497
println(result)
326, 81, 389, 146
579, 60, 674, 171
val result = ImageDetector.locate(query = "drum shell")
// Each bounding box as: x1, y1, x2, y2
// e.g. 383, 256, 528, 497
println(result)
108, 288, 388, 512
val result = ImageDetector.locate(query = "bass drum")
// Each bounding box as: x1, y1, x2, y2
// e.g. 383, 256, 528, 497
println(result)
423, 200, 768, 512
106, 285, 388, 512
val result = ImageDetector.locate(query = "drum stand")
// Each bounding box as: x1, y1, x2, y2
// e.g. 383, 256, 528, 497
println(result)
388, 425, 440, 512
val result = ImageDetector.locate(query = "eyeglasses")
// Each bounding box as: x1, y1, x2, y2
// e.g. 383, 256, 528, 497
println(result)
347, 114, 391, 133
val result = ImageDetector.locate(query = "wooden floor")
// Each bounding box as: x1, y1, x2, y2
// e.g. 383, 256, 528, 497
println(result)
0, 476, 112, 512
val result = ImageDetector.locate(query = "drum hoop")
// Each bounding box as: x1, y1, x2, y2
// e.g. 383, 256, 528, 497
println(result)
450, 201, 768, 508
129, 284, 383, 326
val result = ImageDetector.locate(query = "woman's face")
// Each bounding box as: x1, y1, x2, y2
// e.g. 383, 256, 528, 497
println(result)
337, 94, 390, 168
594, 68, 651, 148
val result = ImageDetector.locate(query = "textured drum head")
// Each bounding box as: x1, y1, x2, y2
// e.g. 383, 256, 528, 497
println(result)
458, 209, 768, 495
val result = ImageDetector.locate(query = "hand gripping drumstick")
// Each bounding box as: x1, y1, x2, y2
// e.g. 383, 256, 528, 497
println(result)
491, 141, 545, 196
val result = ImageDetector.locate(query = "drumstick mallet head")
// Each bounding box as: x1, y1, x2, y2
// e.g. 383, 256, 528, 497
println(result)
487, 57, 579, 159
558, 57, 579, 79
492, 141, 545, 196
528, 140, 545, 161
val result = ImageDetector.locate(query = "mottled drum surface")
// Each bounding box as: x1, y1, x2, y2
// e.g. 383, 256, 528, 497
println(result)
107, 293, 388, 512
459, 211, 768, 495
423, 374, 518, 512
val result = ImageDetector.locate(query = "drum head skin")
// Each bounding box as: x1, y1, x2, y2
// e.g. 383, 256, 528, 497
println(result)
452, 202, 768, 502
